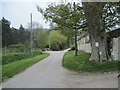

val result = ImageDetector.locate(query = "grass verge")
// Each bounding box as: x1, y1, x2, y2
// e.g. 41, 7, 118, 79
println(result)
63, 50, 119, 73
3, 51, 42, 65
2, 53, 49, 81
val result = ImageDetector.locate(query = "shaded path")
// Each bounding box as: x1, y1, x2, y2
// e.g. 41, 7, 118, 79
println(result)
2, 50, 118, 88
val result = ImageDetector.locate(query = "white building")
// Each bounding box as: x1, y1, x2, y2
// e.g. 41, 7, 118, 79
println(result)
77, 32, 91, 53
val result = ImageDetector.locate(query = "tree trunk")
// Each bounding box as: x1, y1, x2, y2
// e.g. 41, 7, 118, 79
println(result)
89, 30, 99, 61
74, 2, 78, 56
98, 31, 109, 61
118, 36, 120, 61
82, 2, 109, 61
67, 37, 70, 47
75, 29, 78, 56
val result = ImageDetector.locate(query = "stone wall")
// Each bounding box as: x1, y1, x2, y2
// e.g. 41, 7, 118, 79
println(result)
111, 36, 120, 60
77, 34, 91, 53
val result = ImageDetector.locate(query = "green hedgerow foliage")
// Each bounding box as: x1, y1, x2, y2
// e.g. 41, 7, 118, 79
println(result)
48, 30, 67, 51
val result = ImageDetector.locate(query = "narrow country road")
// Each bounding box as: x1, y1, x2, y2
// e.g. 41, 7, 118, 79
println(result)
2, 50, 118, 88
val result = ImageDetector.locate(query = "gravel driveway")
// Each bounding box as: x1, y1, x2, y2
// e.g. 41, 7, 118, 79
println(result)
2, 50, 119, 88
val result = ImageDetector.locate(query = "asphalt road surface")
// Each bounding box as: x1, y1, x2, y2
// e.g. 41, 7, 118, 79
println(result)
2, 50, 119, 88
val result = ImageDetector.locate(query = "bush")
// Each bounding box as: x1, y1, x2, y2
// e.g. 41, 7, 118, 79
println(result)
51, 44, 60, 51
69, 46, 75, 51
8, 44, 25, 48
48, 30, 67, 51
8, 44, 29, 52
2, 51, 42, 65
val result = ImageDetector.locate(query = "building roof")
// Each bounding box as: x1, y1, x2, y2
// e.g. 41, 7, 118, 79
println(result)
78, 27, 120, 41
107, 28, 120, 39
78, 32, 88, 40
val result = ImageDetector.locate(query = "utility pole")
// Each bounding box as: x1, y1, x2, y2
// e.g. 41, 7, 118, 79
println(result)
30, 13, 33, 56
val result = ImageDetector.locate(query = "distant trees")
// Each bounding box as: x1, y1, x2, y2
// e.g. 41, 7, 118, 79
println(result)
2, 17, 11, 47
18, 25, 29, 44
37, 2, 85, 55
2, 17, 30, 48
27, 21, 43, 29
48, 30, 67, 51
35, 29, 48, 49
1, 17, 67, 51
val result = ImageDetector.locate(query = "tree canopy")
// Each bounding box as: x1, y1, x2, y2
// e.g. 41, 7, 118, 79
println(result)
37, 2, 120, 60
2, 17, 31, 48
35, 29, 48, 49
48, 30, 67, 51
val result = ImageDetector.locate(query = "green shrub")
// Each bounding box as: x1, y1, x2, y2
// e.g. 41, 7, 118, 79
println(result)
8, 44, 25, 48
51, 44, 60, 51
70, 45, 75, 50
8, 44, 29, 52
48, 30, 67, 51
2, 51, 42, 65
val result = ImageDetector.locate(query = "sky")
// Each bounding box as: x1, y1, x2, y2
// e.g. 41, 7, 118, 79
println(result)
0, 1, 53, 29
0, 0, 82, 29
1, 0, 79, 29
1, 0, 118, 29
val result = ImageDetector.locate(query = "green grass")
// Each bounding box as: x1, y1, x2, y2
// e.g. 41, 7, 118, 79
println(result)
63, 50, 119, 73
2, 53, 49, 81
2, 51, 42, 65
